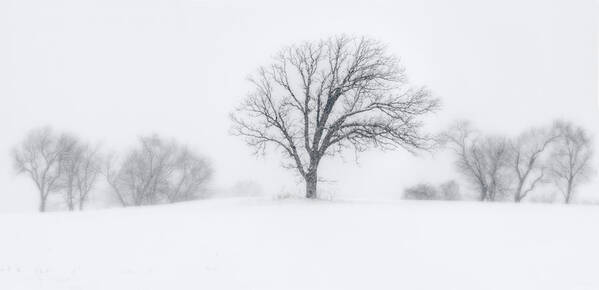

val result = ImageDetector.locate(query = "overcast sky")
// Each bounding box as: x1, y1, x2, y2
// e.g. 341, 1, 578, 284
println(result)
0, 0, 597, 211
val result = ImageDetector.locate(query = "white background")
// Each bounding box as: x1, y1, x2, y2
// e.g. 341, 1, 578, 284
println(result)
0, 0, 597, 211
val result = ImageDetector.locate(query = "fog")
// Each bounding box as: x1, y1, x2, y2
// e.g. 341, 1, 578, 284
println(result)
0, 0, 597, 211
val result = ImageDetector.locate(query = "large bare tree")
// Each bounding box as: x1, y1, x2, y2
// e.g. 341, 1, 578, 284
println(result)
12, 127, 77, 212
548, 121, 595, 203
105, 135, 212, 206
509, 126, 559, 202
232, 36, 439, 198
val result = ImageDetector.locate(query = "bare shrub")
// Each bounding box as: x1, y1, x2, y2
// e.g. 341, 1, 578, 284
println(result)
403, 180, 462, 201
403, 183, 439, 200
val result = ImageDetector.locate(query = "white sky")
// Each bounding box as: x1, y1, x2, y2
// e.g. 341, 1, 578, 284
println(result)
0, 0, 597, 211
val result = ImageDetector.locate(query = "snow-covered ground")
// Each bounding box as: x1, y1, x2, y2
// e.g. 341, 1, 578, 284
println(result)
0, 198, 598, 290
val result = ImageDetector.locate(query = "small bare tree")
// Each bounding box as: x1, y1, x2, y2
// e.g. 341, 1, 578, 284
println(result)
106, 135, 212, 206
57, 134, 82, 211
442, 121, 511, 201
62, 143, 101, 210
163, 147, 212, 203
76, 145, 102, 210
106, 136, 174, 206
439, 180, 461, 201
442, 121, 486, 200
12, 127, 77, 212
548, 121, 595, 203
509, 126, 559, 202
232, 35, 439, 199
58, 137, 102, 211
481, 136, 512, 201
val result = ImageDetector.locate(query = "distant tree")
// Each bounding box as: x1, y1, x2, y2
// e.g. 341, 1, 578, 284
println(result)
12, 127, 77, 212
106, 136, 177, 206
480, 136, 512, 201
74, 145, 102, 210
403, 180, 462, 201
57, 134, 82, 211
508, 126, 559, 202
442, 121, 485, 200
442, 121, 511, 201
105, 135, 212, 206
439, 180, 461, 201
59, 141, 102, 211
548, 121, 595, 203
403, 183, 438, 200
163, 147, 212, 203
232, 35, 439, 199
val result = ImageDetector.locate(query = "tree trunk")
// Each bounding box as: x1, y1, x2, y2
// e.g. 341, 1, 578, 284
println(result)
66, 176, 75, 211
565, 181, 573, 204
37, 186, 47, 212
479, 190, 486, 201
305, 169, 318, 199
39, 197, 47, 212
478, 183, 488, 201
67, 189, 74, 211
305, 173, 317, 199
514, 182, 524, 203
304, 157, 320, 199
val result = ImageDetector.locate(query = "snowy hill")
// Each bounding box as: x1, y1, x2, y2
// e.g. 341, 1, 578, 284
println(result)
0, 198, 598, 290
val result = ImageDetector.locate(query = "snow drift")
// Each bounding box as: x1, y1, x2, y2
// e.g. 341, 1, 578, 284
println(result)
0, 198, 597, 290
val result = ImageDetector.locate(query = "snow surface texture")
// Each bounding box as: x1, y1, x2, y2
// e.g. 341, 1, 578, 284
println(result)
0, 198, 597, 290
